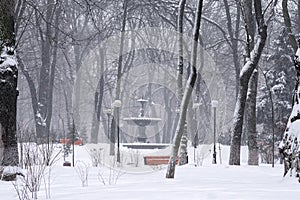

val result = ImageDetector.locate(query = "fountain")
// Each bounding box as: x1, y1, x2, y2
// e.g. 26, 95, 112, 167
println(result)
123, 98, 168, 149
123, 98, 161, 142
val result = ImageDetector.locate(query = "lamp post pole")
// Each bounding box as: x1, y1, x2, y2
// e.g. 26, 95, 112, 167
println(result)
106, 109, 112, 141
212, 100, 218, 164
113, 100, 122, 163
117, 119, 120, 163
72, 119, 75, 167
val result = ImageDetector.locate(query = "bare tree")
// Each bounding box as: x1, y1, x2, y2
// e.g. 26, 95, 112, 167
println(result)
229, 0, 268, 165
166, 0, 204, 179
17, 0, 62, 143
242, 0, 258, 166
110, 0, 128, 159
177, 0, 188, 166
90, 45, 105, 143
246, 70, 259, 165
245, 0, 277, 166
223, 0, 241, 100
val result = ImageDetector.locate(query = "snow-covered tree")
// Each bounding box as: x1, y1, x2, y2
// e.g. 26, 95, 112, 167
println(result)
229, 0, 268, 165
278, 40, 300, 179
0, 0, 19, 177
257, 30, 295, 163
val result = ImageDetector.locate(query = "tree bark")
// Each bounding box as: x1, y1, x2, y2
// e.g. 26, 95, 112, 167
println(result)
166, 0, 203, 179
35, 0, 60, 143
45, 3, 61, 140
243, 0, 259, 165
229, 0, 267, 165
261, 70, 275, 166
223, 0, 241, 100
177, 0, 185, 103
18, 56, 38, 125
91, 46, 105, 143
110, 0, 128, 156
177, 0, 189, 166
246, 70, 259, 165
0, 0, 19, 168
282, 0, 297, 53
298, 0, 300, 33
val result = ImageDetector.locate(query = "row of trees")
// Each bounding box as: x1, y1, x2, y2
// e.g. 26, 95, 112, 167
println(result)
0, 0, 300, 179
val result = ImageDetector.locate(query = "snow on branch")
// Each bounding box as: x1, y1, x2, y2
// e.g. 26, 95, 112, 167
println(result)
240, 28, 267, 80
0, 46, 17, 74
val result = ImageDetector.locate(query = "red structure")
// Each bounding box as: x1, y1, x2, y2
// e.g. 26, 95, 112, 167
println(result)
60, 138, 83, 145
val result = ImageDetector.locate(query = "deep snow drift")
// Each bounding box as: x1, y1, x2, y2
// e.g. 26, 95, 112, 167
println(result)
0, 143, 299, 200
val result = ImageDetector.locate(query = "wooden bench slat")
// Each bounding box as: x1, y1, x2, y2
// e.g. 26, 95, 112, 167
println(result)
144, 156, 170, 159
144, 156, 178, 165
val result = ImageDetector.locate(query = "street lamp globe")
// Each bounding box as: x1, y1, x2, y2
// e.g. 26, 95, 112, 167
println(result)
212, 100, 218, 108
113, 100, 122, 108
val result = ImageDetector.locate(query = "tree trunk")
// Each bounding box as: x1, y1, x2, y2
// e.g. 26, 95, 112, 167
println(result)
17, 56, 39, 129
223, 0, 241, 100
110, 0, 128, 156
166, 0, 203, 179
45, 4, 61, 141
0, 0, 19, 168
177, 0, 185, 103
298, 0, 300, 33
282, 0, 297, 53
162, 88, 173, 143
261, 71, 275, 166
91, 47, 105, 143
242, 0, 259, 165
229, 0, 267, 165
177, 0, 189, 166
246, 70, 259, 165
179, 123, 188, 165
109, 116, 116, 155
35, 0, 60, 143
73, 47, 82, 132
36, 0, 52, 140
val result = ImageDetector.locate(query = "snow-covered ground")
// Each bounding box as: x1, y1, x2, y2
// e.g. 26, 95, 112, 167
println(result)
1, 143, 299, 200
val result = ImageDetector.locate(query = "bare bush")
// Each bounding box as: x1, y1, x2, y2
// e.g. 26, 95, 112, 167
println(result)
128, 149, 141, 167
97, 156, 125, 185
195, 145, 211, 166
12, 175, 30, 200
13, 140, 61, 199
88, 148, 104, 167
75, 161, 90, 187
22, 143, 47, 199
97, 167, 124, 185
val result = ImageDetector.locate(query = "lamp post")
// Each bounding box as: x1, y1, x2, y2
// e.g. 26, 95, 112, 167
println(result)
212, 100, 218, 164
105, 108, 112, 141
72, 119, 76, 167
113, 100, 122, 163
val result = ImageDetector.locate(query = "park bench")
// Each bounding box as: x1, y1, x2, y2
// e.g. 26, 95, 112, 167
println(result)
144, 156, 178, 165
